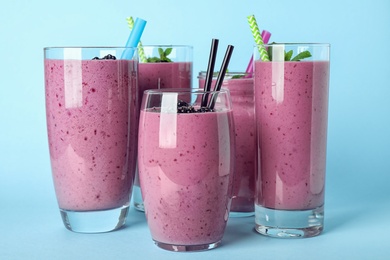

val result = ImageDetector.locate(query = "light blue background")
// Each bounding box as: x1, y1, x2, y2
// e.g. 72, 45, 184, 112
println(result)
1, 0, 389, 259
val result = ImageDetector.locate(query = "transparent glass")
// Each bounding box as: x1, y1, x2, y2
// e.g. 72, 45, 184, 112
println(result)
44, 47, 139, 233
138, 88, 235, 251
253, 43, 330, 238
133, 45, 193, 212
198, 72, 255, 217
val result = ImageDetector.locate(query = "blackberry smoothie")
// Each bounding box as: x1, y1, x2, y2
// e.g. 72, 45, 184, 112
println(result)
254, 43, 330, 238
139, 62, 192, 91
255, 60, 329, 210
199, 73, 255, 216
138, 46, 192, 103
44, 47, 138, 232
138, 89, 235, 250
133, 46, 192, 211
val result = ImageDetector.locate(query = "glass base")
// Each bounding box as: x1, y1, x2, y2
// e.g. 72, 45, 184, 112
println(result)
60, 205, 129, 233
255, 204, 324, 238
229, 197, 254, 217
229, 211, 254, 218
153, 240, 221, 252
132, 185, 144, 212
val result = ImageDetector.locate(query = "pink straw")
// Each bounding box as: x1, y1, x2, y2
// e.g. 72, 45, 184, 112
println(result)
245, 30, 271, 77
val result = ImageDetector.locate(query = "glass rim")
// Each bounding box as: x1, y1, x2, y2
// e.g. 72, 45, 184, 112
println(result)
255, 43, 330, 47
43, 46, 139, 51
197, 71, 250, 77
144, 88, 230, 95
140, 45, 193, 49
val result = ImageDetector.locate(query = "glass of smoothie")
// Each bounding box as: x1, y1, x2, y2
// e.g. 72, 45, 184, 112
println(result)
253, 43, 330, 238
133, 45, 193, 212
138, 88, 235, 251
44, 47, 139, 233
198, 71, 255, 217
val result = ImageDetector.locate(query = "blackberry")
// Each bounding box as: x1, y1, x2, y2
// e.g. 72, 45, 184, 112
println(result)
92, 54, 117, 60
103, 54, 116, 60
177, 100, 189, 107
197, 107, 214, 113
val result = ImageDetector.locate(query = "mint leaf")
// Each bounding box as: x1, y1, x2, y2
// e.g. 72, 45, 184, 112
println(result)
291, 50, 312, 61
158, 48, 165, 58
164, 48, 173, 57
284, 50, 293, 61
147, 48, 173, 63
146, 57, 160, 62
267, 46, 273, 61
161, 57, 172, 62
231, 74, 245, 79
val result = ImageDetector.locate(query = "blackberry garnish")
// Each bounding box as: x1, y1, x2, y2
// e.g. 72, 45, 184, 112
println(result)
177, 100, 213, 113
177, 105, 196, 113
92, 54, 117, 60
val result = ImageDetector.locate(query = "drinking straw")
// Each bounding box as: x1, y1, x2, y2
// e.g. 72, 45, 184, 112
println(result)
201, 39, 219, 107
244, 56, 254, 77
261, 30, 271, 47
247, 15, 269, 61
209, 45, 234, 110
244, 30, 271, 77
126, 16, 147, 62
121, 17, 147, 59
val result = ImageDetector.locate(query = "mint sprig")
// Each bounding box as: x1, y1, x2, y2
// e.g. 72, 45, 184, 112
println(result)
266, 43, 312, 61
146, 48, 173, 62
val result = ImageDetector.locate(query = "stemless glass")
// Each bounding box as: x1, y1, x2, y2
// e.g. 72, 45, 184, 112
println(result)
198, 71, 256, 217
133, 45, 193, 212
44, 47, 138, 233
254, 43, 330, 238
138, 88, 235, 251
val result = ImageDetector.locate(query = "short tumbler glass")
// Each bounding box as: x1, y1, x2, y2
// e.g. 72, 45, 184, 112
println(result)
44, 47, 139, 233
254, 43, 330, 238
138, 88, 235, 251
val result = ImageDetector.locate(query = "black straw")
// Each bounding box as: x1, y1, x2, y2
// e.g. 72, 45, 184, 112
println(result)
208, 45, 234, 109
201, 39, 219, 107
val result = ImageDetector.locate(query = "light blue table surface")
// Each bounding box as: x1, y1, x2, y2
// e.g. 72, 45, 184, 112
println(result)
1, 165, 389, 259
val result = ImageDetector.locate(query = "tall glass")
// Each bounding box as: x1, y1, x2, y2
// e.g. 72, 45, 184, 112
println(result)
254, 43, 330, 238
133, 45, 193, 211
198, 72, 255, 217
138, 88, 235, 251
44, 47, 139, 233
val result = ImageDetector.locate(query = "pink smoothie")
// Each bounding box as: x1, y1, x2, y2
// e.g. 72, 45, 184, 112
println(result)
255, 61, 329, 210
134, 62, 192, 201
199, 75, 255, 213
138, 109, 234, 245
224, 78, 256, 212
138, 62, 192, 100
45, 58, 138, 211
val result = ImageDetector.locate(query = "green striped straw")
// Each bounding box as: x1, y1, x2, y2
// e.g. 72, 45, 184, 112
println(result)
247, 15, 270, 61
126, 16, 147, 62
